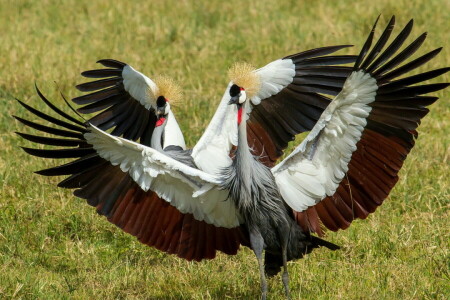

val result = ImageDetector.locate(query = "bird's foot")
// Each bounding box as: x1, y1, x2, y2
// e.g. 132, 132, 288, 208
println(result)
282, 270, 291, 300
260, 290, 267, 300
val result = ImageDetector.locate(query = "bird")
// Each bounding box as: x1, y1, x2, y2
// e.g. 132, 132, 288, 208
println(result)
206, 16, 449, 298
15, 16, 449, 299
16, 42, 354, 262
73, 59, 186, 148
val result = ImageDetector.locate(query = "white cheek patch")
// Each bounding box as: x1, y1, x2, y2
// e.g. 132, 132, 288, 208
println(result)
165, 102, 171, 115
239, 91, 247, 104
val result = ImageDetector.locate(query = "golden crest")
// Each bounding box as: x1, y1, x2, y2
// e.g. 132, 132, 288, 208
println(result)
146, 75, 183, 106
228, 62, 261, 98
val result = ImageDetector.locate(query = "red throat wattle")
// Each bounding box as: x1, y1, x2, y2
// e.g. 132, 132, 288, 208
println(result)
156, 118, 166, 127
237, 107, 243, 125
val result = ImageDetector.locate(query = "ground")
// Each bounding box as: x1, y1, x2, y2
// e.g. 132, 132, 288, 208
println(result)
0, 0, 449, 299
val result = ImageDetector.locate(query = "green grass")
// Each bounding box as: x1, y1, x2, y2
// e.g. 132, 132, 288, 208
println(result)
1, 0, 449, 299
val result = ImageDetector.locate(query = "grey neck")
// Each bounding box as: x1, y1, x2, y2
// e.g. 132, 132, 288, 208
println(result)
151, 120, 167, 152
221, 101, 287, 228
235, 104, 254, 196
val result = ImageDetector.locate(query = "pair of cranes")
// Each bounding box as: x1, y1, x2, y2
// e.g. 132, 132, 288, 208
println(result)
16, 16, 449, 299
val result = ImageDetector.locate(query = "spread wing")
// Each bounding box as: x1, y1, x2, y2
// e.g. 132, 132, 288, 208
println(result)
84, 125, 240, 228
191, 86, 239, 173
248, 46, 357, 166
271, 16, 449, 234
15, 89, 247, 261
192, 45, 357, 172
73, 59, 185, 148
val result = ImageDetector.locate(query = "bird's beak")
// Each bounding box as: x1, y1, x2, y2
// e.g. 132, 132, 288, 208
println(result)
155, 109, 167, 127
156, 106, 165, 118
155, 107, 167, 127
228, 95, 240, 105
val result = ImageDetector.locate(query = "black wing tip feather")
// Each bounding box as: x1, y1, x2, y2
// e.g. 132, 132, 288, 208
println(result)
382, 68, 450, 89
359, 16, 395, 70
356, 15, 444, 82
20, 146, 42, 157
15, 95, 87, 133
15, 97, 40, 113
284, 45, 355, 61
15, 98, 29, 109
81, 69, 123, 79
30, 83, 85, 126
59, 90, 86, 121
354, 15, 381, 70
71, 86, 120, 105
15, 131, 86, 148
34, 83, 47, 101
15, 131, 43, 142
20, 147, 95, 159
96, 58, 126, 64
365, 18, 415, 73
35, 168, 59, 176
355, 16, 449, 144
75, 77, 122, 92
12, 115, 27, 124
377, 47, 443, 84
96, 59, 127, 69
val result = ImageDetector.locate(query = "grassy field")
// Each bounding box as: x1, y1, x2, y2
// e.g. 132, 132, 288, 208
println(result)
1, 0, 449, 299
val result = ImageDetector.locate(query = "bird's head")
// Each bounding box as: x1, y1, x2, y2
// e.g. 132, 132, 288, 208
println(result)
155, 95, 170, 127
227, 62, 260, 125
227, 84, 248, 125
228, 84, 247, 105
150, 75, 182, 127
227, 62, 260, 105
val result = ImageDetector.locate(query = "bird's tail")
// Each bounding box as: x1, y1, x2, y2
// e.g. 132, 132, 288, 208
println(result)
264, 232, 340, 277
310, 236, 340, 250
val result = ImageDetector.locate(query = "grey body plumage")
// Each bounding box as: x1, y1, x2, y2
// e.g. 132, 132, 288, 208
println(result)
152, 84, 336, 300
152, 119, 197, 168
165, 147, 197, 168
222, 104, 294, 245
220, 101, 330, 299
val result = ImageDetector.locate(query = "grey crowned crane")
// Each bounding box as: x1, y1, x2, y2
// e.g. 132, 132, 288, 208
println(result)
73, 59, 186, 148
205, 16, 450, 298
16, 43, 354, 260
15, 16, 448, 299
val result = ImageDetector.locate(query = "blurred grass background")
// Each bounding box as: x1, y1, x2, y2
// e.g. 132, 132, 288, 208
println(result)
0, 0, 449, 299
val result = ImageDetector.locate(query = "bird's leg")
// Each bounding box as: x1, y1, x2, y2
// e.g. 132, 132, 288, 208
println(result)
250, 230, 267, 300
281, 224, 292, 300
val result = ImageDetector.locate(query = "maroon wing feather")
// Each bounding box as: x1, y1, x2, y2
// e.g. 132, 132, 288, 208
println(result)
73, 59, 156, 146
15, 88, 248, 260
247, 46, 358, 166
292, 17, 449, 235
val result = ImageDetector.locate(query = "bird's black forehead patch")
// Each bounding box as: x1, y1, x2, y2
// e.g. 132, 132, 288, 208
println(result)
156, 96, 166, 107
229, 84, 241, 97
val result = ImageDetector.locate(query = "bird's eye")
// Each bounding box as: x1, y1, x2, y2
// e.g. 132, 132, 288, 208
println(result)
156, 96, 166, 107
229, 84, 241, 97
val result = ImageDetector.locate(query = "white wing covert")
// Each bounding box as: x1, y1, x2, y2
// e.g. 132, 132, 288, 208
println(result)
74, 59, 186, 149
192, 60, 296, 173
273, 16, 449, 217
250, 59, 296, 106
85, 125, 240, 228
16, 87, 249, 261
272, 71, 377, 211
122, 65, 158, 109
235, 46, 357, 166
193, 47, 355, 172
191, 85, 239, 174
